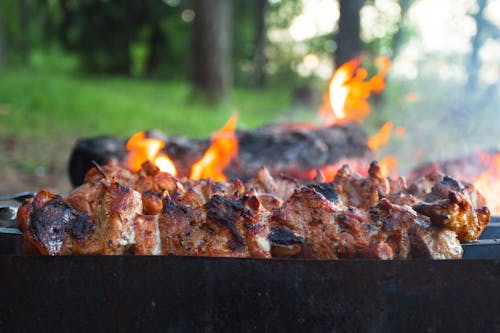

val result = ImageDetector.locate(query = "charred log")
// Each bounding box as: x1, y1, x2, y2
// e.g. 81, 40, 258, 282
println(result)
68, 123, 372, 187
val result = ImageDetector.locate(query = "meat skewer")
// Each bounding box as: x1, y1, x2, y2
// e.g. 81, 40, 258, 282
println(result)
16, 161, 490, 259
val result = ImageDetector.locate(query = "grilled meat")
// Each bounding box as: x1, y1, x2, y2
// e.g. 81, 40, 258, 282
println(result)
16, 161, 490, 258
17, 190, 95, 255
410, 174, 490, 241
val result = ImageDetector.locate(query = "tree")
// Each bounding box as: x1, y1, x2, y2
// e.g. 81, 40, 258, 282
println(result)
18, 0, 30, 65
390, 0, 413, 60
466, 0, 488, 90
193, 0, 233, 102
252, 0, 268, 88
0, 7, 4, 71
55, 1, 183, 76
335, 0, 364, 67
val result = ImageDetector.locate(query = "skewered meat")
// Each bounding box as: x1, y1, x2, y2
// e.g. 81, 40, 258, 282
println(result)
17, 161, 490, 258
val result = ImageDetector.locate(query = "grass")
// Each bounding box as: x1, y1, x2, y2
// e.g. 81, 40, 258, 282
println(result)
0, 69, 294, 139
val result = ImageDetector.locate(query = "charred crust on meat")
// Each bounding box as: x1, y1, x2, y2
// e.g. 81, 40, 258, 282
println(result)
268, 226, 304, 246
211, 181, 226, 193
162, 195, 189, 215
442, 176, 464, 191
30, 195, 94, 254
336, 213, 347, 221
307, 183, 339, 202
205, 195, 250, 246
368, 161, 381, 177
143, 190, 161, 198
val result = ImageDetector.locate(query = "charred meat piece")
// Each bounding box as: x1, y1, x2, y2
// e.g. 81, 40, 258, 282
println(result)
273, 186, 397, 259
17, 190, 95, 255
412, 175, 490, 241
333, 162, 390, 209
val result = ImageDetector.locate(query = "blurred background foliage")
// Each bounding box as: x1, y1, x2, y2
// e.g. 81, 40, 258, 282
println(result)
0, 0, 498, 192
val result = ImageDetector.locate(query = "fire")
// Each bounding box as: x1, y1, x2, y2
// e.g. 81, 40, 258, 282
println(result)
379, 156, 398, 179
405, 93, 419, 103
126, 131, 177, 176
395, 126, 405, 137
320, 56, 391, 125
190, 115, 238, 182
125, 116, 238, 181
368, 122, 394, 151
473, 152, 500, 214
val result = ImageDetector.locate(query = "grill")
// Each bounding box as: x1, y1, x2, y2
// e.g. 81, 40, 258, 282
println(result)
0, 256, 499, 331
1, 191, 499, 331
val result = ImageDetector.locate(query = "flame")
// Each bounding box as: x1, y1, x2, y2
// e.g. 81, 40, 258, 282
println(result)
395, 126, 405, 137
379, 156, 398, 178
368, 122, 394, 151
190, 115, 238, 181
320, 56, 391, 125
405, 93, 419, 103
126, 131, 177, 176
473, 152, 500, 214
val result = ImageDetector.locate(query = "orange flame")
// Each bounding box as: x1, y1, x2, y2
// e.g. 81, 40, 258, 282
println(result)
473, 152, 500, 214
126, 131, 177, 176
368, 122, 394, 151
379, 156, 398, 179
405, 93, 419, 103
320, 56, 391, 125
190, 115, 238, 182
395, 126, 405, 137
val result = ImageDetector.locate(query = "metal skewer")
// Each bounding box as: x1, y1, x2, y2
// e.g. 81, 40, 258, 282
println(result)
0, 192, 36, 203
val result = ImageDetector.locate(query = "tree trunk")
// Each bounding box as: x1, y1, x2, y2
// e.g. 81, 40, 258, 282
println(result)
0, 8, 5, 71
147, 25, 163, 76
193, 0, 232, 103
252, 0, 267, 88
466, 0, 488, 90
18, 0, 30, 65
335, 0, 364, 67
390, 0, 412, 60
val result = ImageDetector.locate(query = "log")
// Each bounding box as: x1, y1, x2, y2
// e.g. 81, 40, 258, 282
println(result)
68, 123, 372, 187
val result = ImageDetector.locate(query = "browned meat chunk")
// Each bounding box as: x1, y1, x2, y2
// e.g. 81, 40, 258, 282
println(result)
412, 175, 490, 241
17, 190, 95, 255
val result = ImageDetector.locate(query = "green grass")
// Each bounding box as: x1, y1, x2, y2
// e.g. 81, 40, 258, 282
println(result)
0, 69, 293, 139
